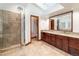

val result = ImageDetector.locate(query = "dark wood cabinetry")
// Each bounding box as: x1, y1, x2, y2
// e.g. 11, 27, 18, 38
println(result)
41, 32, 79, 55
45, 33, 50, 43
41, 32, 69, 52
41, 32, 46, 41
50, 34, 56, 46
69, 37, 79, 55
55, 35, 63, 50
55, 35, 69, 52
41, 32, 55, 46
62, 36, 69, 52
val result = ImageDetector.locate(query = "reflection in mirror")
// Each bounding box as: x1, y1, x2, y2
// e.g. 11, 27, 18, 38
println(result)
49, 11, 73, 32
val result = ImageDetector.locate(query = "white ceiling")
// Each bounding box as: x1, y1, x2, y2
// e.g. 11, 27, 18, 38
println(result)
49, 3, 79, 17
0, 3, 79, 16
35, 3, 64, 14
0, 3, 28, 13
0, 3, 64, 15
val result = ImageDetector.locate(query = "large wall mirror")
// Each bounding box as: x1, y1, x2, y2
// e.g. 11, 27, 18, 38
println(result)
49, 11, 73, 32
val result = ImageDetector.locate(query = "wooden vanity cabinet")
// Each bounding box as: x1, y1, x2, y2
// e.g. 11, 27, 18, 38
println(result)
44, 33, 56, 45
55, 35, 69, 52
41, 32, 69, 52
62, 36, 69, 52
41, 32, 46, 41
55, 35, 63, 50
41, 32, 79, 55
45, 33, 51, 43
69, 37, 79, 55
41, 32, 56, 46
41, 32, 51, 43
50, 34, 56, 46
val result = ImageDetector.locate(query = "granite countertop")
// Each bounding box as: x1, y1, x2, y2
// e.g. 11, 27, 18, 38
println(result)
41, 30, 79, 38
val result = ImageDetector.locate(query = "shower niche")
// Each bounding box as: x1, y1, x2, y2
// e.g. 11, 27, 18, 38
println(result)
0, 10, 21, 50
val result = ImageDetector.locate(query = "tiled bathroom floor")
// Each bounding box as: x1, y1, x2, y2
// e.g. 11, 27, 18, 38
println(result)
1, 39, 71, 56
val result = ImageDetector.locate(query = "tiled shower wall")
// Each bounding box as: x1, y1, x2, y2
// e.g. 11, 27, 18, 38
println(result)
0, 10, 3, 49
0, 10, 21, 49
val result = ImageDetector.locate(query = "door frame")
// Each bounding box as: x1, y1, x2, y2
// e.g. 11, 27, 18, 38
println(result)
30, 15, 39, 41
49, 19, 54, 30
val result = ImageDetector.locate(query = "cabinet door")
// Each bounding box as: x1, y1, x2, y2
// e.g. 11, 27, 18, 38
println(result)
41, 32, 50, 43
62, 36, 69, 52
69, 37, 79, 55
45, 33, 51, 43
41, 32, 46, 41
55, 35, 63, 50
69, 37, 79, 49
50, 34, 56, 46
41, 32, 44, 40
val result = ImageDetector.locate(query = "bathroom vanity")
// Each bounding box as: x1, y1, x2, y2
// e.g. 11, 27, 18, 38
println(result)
41, 30, 79, 56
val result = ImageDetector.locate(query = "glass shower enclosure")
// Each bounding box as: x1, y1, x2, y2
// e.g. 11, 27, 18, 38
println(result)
0, 10, 21, 51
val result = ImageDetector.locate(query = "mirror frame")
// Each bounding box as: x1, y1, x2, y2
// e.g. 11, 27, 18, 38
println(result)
49, 11, 73, 32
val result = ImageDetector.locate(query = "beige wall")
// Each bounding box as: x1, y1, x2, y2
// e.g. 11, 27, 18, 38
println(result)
73, 9, 79, 33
